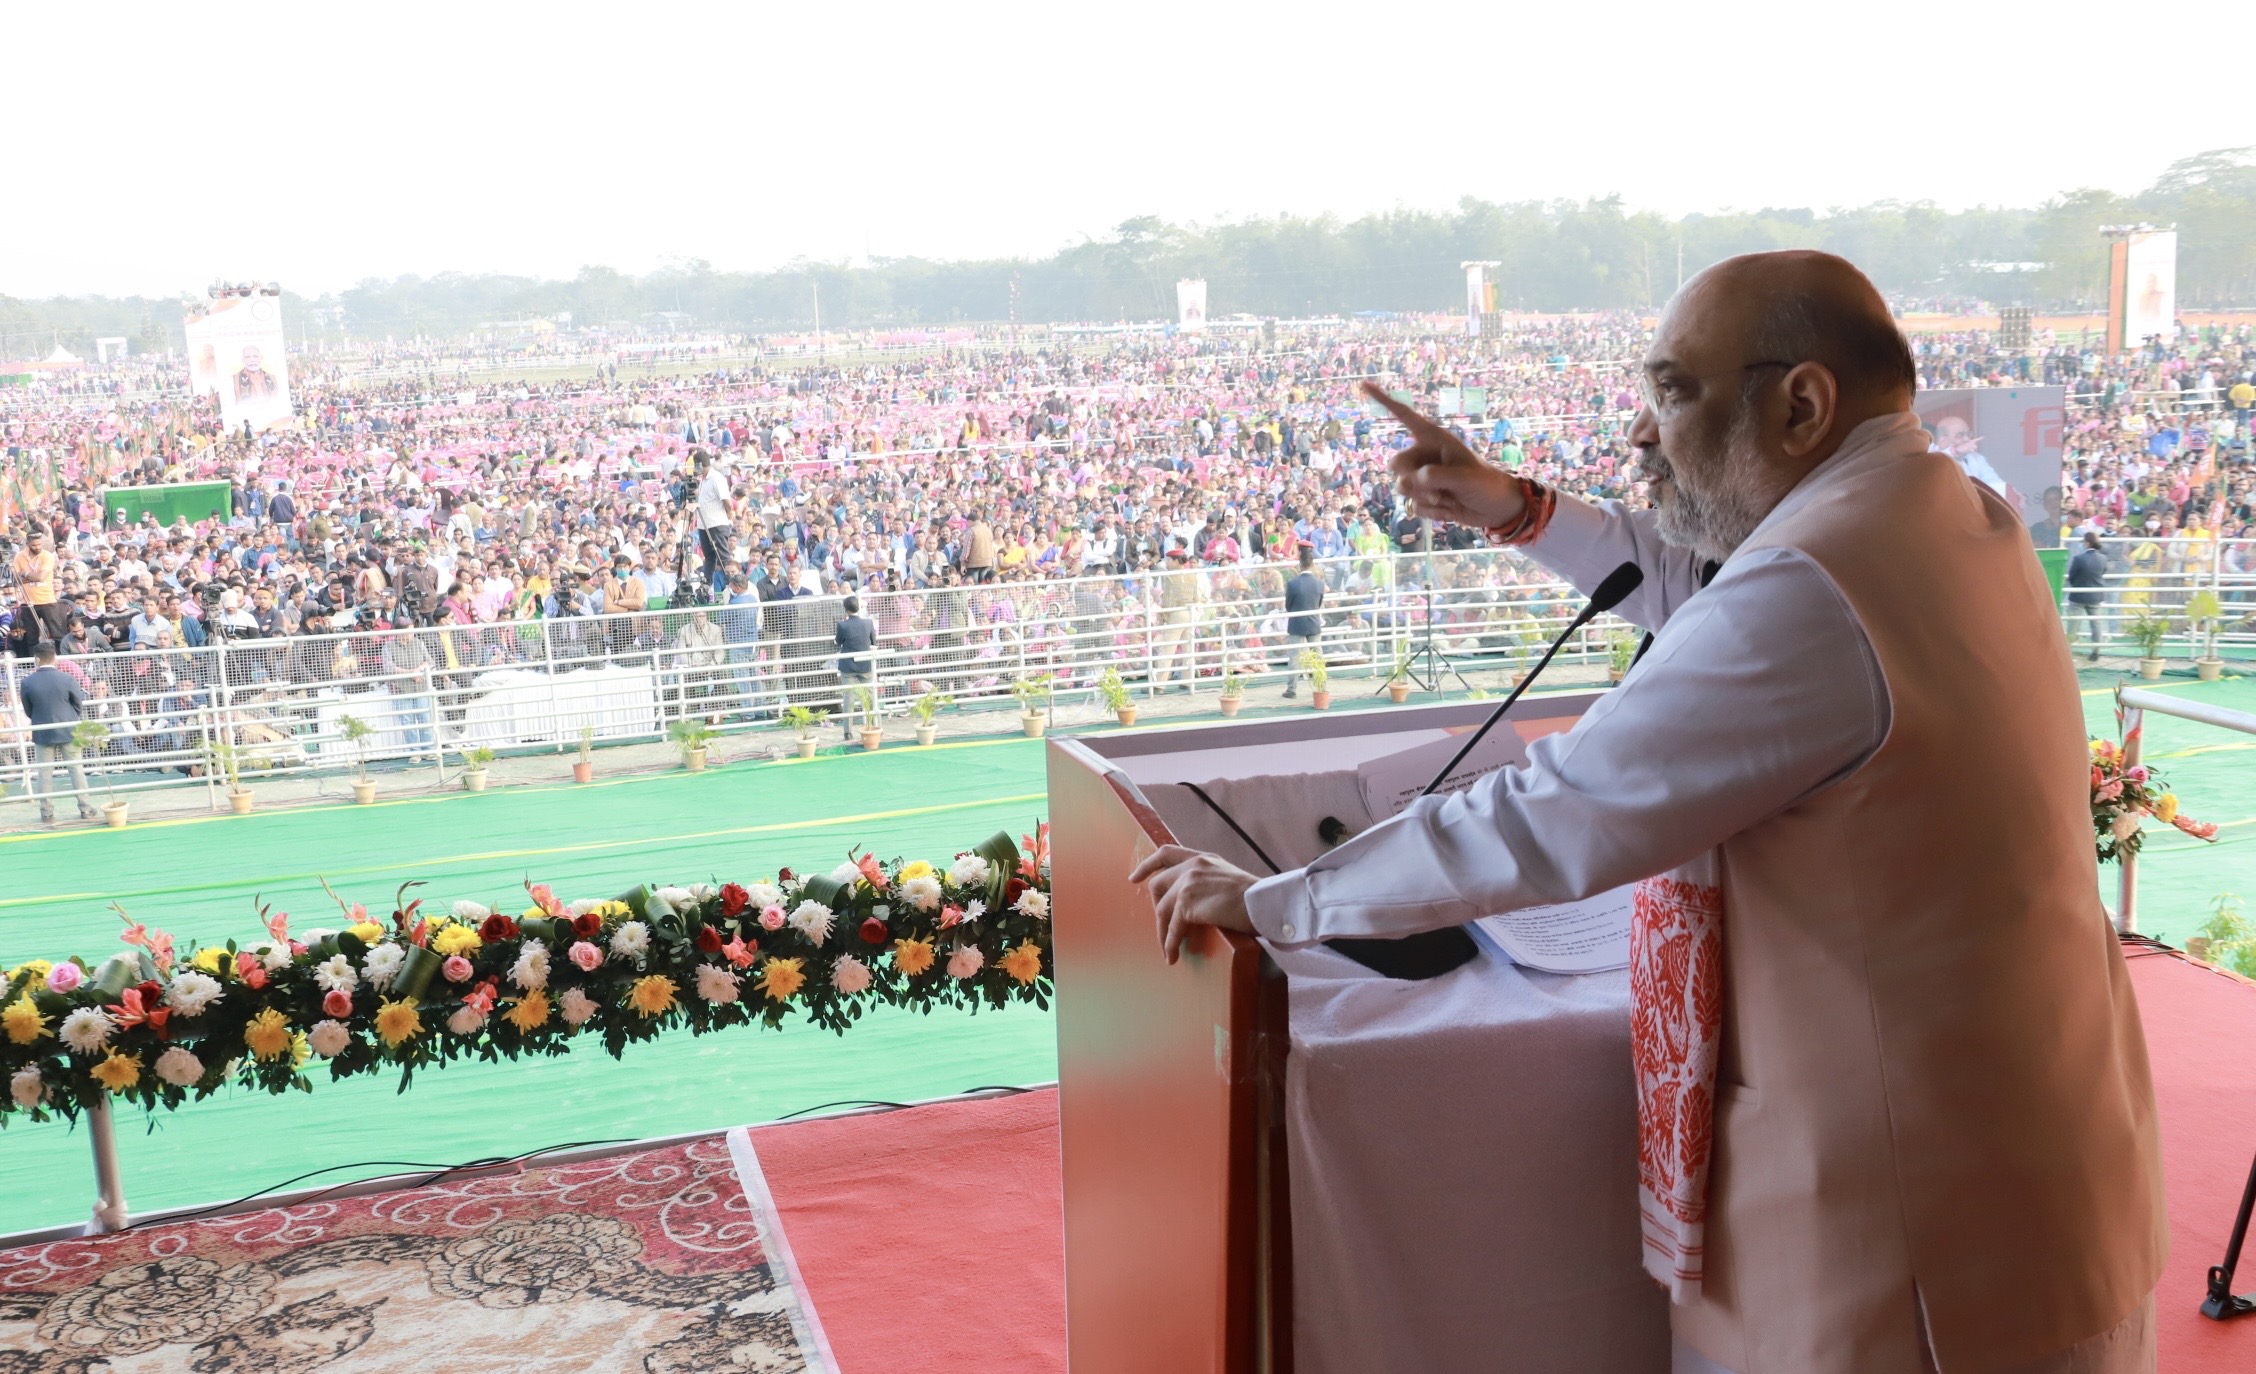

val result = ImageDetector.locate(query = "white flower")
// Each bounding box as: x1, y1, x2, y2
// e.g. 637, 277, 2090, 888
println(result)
948, 855, 991, 887
362, 943, 406, 991
787, 900, 835, 946
960, 899, 987, 927
830, 955, 873, 995
313, 954, 359, 994
946, 945, 985, 980
558, 986, 599, 1026
655, 886, 694, 908
154, 1047, 205, 1087
451, 901, 492, 922
9, 1066, 44, 1110
745, 883, 784, 910
509, 944, 550, 991
299, 927, 337, 945
256, 941, 294, 972
59, 1008, 118, 1054
163, 970, 224, 1017
609, 921, 651, 961
694, 964, 741, 1005
688, 883, 718, 903
829, 861, 863, 887
1014, 889, 1050, 919
566, 898, 603, 918
447, 1005, 488, 1036
308, 1020, 353, 1058
900, 876, 943, 913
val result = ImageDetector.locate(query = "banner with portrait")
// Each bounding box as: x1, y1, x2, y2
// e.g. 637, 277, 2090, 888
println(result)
183, 294, 293, 431
2106, 230, 2177, 354
1913, 386, 2066, 547
1176, 279, 1208, 333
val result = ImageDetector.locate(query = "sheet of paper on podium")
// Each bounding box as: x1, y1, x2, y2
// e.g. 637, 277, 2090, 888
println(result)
1354, 723, 1530, 819
1477, 885, 1634, 973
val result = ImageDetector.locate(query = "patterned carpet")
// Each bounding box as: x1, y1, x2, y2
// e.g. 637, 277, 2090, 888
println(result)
0, 1136, 821, 1373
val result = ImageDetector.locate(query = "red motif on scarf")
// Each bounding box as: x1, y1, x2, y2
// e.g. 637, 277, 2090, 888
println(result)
1630, 871, 1725, 1296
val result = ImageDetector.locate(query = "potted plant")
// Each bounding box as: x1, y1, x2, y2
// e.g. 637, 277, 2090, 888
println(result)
844, 686, 883, 751
668, 718, 715, 772
1012, 674, 1053, 738
460, 745, 496, 791
338, 713, 378, 804
908, 689, 952, 747
207, 734, 254, 815
1297, 648, 1331, 709
1605, 629, 1638, 686
573, 724, 596, 784
1219, 669, 1244, 718
1097, 666, 1137, 727
2124, 611, 2169, 681
2186, 590, 2225, 682
782, 705, 828, 759
74, 719, 127, 827
1385, 644, 1416, 703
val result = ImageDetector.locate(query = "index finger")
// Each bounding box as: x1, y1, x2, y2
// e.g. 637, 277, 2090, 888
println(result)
1359, 382, 1449, 440
1129, 844, 1193, 885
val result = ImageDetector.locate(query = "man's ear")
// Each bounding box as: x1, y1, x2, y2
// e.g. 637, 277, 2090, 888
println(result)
1779, 363, 1840, 459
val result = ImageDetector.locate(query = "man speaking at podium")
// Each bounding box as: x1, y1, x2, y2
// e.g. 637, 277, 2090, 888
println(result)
1134, 252, 2164, 1372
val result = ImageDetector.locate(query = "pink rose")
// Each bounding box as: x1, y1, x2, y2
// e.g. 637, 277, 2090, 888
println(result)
759, 906, 787, 932
442, 955, 474, 983
568, 941, 603, 972
45, 963, 82, 993
322, 988, 354, 1018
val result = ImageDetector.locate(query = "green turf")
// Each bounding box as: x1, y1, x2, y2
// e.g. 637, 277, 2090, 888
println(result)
0, 738, 1056, 1236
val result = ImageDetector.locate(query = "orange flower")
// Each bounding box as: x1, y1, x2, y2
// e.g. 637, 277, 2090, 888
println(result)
91, 1050, 143, 1093
855, 852, 888, 891
892, 938, 936, 977
758, 958, 806, 1002
503, 989, 551, 1032
1000, 941, 1044, 985
628, 975, 679, 1018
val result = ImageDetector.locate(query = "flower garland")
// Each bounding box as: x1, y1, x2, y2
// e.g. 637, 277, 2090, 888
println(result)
2090, 721, 2217, 864
2, 823, 1053, 1125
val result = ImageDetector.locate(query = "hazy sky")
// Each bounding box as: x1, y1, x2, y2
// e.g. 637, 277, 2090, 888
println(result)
6, 1, 2243, 299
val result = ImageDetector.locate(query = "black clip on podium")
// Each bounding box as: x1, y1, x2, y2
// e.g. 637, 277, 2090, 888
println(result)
2201, 1148, 2256, 1321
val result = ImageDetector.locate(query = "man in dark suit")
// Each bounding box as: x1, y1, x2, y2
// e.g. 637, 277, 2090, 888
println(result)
834, 595, 877, 739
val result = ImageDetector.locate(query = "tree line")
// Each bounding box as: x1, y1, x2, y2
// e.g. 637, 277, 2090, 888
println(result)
4, 147, 2251, 353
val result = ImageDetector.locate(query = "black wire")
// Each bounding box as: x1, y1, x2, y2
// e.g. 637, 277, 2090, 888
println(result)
1180, 780, 1283, 875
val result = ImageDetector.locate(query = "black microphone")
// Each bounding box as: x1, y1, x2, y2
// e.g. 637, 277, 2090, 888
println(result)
1420, 561, 1644, 797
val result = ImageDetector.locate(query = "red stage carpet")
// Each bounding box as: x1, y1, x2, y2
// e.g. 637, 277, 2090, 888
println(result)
734, 1088, 1066, 1374
2128, 946, 2256, 1374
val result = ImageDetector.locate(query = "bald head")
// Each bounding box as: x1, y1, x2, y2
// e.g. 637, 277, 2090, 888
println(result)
1673, 251, 1916, 412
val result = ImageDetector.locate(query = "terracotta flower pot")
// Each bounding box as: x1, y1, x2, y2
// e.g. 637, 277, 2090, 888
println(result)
2138, 658, 2164, 681
572, 761, 594, 784
228, 789, 255, 815
352, 779, 378, 805
1219, 696, 1242, 717
464, 769, 489, 792
1022, 714, 1046, 739
859, 728, 883, 751
1115, 706, 1138, 727
1387, 682, 1411, 703
2196, 658, 2222, 682
1311, 690, 1332, 710
685, 748, 708, 773
915, 724, 937, 747
795, 735, 819, 759
103, 801, 130, 829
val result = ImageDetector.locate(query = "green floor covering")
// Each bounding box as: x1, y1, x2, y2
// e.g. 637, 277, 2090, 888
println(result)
1, 676, 2247, 1237
0, 737, 1055, 1236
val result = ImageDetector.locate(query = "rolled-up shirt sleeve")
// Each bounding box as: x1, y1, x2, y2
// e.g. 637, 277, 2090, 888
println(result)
1243, 547, 1889, 948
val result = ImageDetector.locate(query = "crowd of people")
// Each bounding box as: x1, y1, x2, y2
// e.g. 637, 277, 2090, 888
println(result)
1, 315, 2251, 734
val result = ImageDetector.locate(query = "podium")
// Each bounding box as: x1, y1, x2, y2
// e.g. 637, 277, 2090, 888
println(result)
1048, 695, 1671, 1374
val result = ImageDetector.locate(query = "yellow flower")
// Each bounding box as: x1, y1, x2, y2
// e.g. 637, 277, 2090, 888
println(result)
628, 975, 679, 1018
90, 1051, 143, 1093
2154, 793, 2179, 823
1000, 941, 1045, 985
374, 998, 423, 1047
346, 921, 386, 945
504, 989, 551, 1032
243, 1007, 294, 1061
8, 959, 53, 985
3, 997, 49, 1046
594, 900, 632, 918
892, 938, 935, 977
431, 924, 483, 958
898, 861, 935, 883
290, 1032, 310, 1070
191, 947, 227, 974
758, 958, 806, 1002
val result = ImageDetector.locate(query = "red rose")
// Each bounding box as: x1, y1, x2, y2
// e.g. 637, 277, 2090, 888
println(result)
479, 913, 520, 942
572, 912, 602, 938
1004, 877, 1029, 907
859, 917, 889, 946
695, 926, 724, 953
776, 867, 796, 884
720, 883, 750, 917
